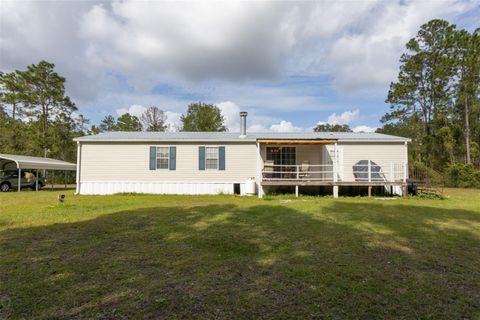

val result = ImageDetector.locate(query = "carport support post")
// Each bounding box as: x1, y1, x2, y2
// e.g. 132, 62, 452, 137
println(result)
64, 171, 67, 189
18, 168, 21, 192
51, 171, 54, 191
35, 169, 39, 191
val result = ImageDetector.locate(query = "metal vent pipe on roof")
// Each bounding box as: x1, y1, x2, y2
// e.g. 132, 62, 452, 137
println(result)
239, 111, 248, 138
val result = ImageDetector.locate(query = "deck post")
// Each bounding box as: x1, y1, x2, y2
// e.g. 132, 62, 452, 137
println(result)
35, 169, 39, 191
18, 168, 21, 192
368, 186, 372, 198
295, 185, 299, 197
333, 185, 338, 198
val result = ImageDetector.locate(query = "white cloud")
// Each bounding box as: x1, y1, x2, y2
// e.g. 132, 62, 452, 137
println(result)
327, 1, 472, 91
116, 104, 147, 117
2, 0, 472, 98
352, 125, 377, 133
216, 101, 242, 131
326, 109, 360, 125
269, 121, 304, 132
78, 1, 296, 82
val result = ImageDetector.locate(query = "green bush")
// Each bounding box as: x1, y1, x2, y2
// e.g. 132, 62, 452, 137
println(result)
444, 163, 480, 188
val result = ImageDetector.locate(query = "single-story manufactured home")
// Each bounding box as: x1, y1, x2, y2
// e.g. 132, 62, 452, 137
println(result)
74, 112, 410, 198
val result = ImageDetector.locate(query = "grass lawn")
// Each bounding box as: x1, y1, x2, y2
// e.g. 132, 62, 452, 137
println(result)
1, 189, 479, 319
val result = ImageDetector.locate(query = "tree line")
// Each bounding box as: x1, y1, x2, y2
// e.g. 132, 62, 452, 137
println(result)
377, 20, 479, 176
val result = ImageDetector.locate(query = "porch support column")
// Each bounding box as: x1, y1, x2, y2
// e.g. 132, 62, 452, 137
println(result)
35, 169, 39, 191
18, 168, 21, 192
256, 141, 264, 198
333, 142, 338, 184
333, 142, 338, 198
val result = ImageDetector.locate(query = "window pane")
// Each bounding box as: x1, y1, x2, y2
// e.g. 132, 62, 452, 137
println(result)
157, 158, 169, 169
206, 159, 218, 169
157, 147, 169, 158
206, 147, 218, 158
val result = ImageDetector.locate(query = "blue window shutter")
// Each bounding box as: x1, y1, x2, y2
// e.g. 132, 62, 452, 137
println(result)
219, 146, 225, 170
199, 146, 205, 170
149, 146, 156, 170
169, 146, 176, 170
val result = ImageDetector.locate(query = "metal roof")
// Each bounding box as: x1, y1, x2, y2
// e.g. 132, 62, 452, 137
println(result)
74, 131, 411, 143
0, 153, 77, 170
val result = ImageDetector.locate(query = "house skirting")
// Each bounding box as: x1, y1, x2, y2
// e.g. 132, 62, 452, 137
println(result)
79, 181, 248, 195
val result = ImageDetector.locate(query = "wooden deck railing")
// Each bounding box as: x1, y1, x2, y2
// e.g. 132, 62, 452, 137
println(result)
262, 161, 406, 183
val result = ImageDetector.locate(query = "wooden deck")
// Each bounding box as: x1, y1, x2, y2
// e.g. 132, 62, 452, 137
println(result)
261, 180, 407, 187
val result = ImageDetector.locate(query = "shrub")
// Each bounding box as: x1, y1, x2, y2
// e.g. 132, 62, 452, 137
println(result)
444, 163, 480, 188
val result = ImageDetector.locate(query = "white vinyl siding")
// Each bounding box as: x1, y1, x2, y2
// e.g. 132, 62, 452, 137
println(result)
156, 147, 169, 169
339, 142, 405, 182
80, 142, 256, 182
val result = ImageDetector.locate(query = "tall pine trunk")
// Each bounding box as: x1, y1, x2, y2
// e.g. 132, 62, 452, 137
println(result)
465, 98, 471, 164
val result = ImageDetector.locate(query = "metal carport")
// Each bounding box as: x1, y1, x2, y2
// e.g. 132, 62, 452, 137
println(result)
0, 153, 76, 192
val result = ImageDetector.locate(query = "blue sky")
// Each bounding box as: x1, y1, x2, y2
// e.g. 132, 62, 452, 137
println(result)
1, 0, 479, 132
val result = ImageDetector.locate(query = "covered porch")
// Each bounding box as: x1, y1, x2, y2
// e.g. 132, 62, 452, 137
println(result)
255, 139, 407, 198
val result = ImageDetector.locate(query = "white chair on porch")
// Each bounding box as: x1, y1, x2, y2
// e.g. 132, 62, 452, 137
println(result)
299, 161, 310, 179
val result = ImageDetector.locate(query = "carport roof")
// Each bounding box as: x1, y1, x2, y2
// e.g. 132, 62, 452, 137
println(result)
0, 153, 76, 171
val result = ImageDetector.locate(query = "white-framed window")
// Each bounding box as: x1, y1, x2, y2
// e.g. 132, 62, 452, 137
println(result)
156, 146, 169, 169
205, 146, 219, 170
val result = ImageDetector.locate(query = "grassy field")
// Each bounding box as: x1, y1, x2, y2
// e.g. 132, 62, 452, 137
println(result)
1, 189, 479, 319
